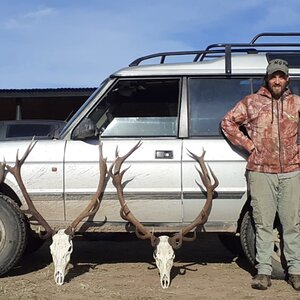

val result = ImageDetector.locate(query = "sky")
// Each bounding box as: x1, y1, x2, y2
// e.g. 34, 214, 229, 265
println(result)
1, 0, 300, 89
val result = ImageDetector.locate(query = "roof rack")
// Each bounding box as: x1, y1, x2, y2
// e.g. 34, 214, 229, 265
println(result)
129, 32, 300, 74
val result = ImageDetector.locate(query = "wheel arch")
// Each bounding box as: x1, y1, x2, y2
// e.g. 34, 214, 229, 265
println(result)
0, 183, 22, 207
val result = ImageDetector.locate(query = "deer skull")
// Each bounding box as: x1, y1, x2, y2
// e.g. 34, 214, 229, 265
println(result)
50, 229, 73, 285
153, 235, 175, 289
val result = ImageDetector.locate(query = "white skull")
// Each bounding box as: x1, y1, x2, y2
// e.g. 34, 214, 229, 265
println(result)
50, 229, 73, 285
153, 235, 175, 289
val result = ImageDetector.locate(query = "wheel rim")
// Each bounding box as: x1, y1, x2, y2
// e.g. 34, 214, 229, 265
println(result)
272, 228, 281, 263
0, 218, 6, 252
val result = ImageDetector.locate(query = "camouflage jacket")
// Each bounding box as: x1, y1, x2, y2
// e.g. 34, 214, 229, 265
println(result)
221, 86, 300, 173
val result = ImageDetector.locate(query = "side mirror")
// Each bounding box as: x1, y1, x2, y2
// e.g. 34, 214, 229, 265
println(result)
72, 118, 96, 140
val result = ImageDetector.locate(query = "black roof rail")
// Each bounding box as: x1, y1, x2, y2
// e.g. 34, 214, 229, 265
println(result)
129, 32, 300, 74
250, 32, 300, 44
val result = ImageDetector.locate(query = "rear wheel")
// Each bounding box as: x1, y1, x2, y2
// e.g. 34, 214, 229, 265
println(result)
240, 210, 286, 279
0, 194, 27, 276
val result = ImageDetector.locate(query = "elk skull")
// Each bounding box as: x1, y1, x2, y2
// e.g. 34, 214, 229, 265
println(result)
50, 229, 73, 285
153, 235, 175, 289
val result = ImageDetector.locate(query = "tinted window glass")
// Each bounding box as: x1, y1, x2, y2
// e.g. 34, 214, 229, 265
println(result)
6, 124, 52, 138
289, 79, 300, 95
252, 78, 264, 93
88, 79, 180, 137
189, 78, 253, 136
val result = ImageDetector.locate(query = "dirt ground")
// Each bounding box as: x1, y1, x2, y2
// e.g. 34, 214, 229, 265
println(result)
0, 232, 299, 300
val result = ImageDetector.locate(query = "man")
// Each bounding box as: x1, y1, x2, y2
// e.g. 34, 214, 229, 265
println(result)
221, 59, 300, 291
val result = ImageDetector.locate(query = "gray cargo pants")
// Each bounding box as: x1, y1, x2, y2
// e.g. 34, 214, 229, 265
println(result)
248, 171, 300, 276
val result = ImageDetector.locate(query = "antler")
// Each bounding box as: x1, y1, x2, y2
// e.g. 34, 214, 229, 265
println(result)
169, 149, 219, 249
64, 143, 108, 235
109, 141, 159, 247
5, 139, 54, 239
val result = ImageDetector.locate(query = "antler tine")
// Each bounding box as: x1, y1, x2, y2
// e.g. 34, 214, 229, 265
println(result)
5, 139, 54, 239
110, 141, 158, 246
169, 149, 219, 249
112, 140, 142, 175
189, 149, 219, 192
65, 142, 108, 236
18, 137, 37, 165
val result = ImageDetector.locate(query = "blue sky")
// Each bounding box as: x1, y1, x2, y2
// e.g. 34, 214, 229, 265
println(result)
1, 0, 300, 89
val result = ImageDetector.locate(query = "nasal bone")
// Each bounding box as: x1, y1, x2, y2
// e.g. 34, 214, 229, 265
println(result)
54, 271, 65, 285
161, 274, 170, 289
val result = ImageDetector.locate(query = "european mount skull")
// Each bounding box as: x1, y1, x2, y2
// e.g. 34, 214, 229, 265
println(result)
50, 229, 73, 285
109, 141, 219, 288
153, 235, 175, 289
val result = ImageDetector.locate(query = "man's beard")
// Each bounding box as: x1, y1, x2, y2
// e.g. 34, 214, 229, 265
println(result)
269, 84, 287, 99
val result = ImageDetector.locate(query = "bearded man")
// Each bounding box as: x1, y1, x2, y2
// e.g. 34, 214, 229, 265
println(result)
221, 59, 300, 291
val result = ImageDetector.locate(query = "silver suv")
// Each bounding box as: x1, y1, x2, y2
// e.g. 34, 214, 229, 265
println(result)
1, 32, 300, 278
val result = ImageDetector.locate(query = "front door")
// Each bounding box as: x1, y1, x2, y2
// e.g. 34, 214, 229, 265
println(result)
64, 78, 183, 224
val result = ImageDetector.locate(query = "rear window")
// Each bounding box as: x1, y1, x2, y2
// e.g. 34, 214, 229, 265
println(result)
289, 78, 300, 95
188, 77, 262, 136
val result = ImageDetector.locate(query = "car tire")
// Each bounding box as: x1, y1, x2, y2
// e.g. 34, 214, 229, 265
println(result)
0, 194, 27, 276
240, 210, 286, 279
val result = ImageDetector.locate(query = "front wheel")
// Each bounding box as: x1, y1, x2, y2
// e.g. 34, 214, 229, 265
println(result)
0, 194, 27, 276
240, 210, 286, 279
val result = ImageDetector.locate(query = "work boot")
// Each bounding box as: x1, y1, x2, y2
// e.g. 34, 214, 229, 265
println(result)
251, 274, 271, 290
288, 274, 300, 291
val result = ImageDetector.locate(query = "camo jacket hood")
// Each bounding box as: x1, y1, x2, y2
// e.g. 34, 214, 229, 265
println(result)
221, 86, 300, 173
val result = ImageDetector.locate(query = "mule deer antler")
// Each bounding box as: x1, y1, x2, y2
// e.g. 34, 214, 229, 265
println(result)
5, 139, 54, 239
169, 149, 219, 249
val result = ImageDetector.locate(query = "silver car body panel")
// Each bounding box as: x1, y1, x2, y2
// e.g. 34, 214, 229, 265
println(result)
1, 51, 299, 233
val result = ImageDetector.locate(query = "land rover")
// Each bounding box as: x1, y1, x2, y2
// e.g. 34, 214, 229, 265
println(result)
1, 32, 300, 278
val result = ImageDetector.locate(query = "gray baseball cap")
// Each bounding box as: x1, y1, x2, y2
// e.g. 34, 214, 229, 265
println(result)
267, 59, 289, 75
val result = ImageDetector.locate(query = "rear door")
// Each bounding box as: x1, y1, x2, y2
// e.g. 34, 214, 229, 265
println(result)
182, 77, 262, 231
64, 78, 183, 224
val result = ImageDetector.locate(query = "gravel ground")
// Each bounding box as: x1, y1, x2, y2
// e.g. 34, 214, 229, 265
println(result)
0, 232, 299, 300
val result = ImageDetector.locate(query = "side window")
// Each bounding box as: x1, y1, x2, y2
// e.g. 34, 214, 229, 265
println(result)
252, 78, 264, 93
289, 78, 300, 95
188, 78, 253, 136
88, 79, 180, 137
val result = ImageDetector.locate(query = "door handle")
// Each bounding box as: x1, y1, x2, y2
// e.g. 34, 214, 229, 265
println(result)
155, 150, 173, 159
